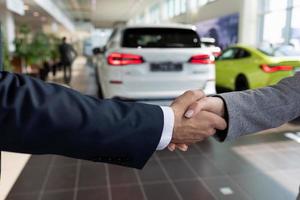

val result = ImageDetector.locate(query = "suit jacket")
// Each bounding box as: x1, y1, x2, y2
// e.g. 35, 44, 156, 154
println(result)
0, 72, 164, 170
218, 72, 300, 141
59, 42, 77, 64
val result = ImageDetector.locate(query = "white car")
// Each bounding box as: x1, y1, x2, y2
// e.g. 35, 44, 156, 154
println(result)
95, 24, 216, 100
200, 37, 222, 57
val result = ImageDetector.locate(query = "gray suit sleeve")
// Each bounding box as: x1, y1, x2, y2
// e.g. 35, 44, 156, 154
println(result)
219, 72, 300, 141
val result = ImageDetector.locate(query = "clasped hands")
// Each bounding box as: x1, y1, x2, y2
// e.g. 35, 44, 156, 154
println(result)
169, 90, 226, 151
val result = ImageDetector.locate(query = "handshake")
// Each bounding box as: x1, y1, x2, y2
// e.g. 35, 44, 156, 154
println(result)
169, 90, 226, 151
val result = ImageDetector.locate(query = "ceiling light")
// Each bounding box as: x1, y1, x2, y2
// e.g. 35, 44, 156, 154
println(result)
33, 12, 39, 17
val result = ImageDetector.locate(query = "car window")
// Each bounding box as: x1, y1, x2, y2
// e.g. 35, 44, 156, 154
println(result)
122, 28, 201, 48
218, 48, 237, 60
235, 49, 251, 59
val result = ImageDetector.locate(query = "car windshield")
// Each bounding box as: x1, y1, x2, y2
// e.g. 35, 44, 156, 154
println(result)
122, 28, 201, 48
258, 45, 300, 57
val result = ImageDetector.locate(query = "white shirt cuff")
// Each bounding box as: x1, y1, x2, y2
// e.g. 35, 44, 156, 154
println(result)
156, 106, 175, 150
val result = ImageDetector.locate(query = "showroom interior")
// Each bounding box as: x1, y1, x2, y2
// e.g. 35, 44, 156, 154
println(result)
1, 0, 300, 200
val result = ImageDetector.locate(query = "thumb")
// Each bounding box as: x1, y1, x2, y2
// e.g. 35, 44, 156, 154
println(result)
185, 97, 224, 118
184, 97, 209, 118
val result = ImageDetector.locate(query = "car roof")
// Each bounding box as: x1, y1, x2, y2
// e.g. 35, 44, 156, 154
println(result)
226, 44, 270, 58
227, 44, 258, 52
121, 23, 197, 31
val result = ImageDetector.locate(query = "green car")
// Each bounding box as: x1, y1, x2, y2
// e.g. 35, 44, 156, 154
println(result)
216, 44, 300, 91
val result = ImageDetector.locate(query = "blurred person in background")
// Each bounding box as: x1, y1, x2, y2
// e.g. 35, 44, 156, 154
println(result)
58, 37, 77, 84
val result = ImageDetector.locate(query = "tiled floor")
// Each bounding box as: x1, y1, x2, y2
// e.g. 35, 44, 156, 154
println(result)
5, 59, 300, 200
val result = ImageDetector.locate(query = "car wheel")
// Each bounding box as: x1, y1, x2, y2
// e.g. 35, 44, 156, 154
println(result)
235, 75, 249, 91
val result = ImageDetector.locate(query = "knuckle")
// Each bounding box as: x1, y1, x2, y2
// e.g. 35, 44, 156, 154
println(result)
205, 129, 215, 137
196, 101, 202, 106
192, 101, 201, 109
199, 90, 205, 96
172, 97, 182, 105
207, 113, 216, 122
183, 90, 205, 101
185, 90, 194, 96
212, 116, 220, 125
212, 119, 219, 127
173, 98, 179, 104
194, 90, 204, 98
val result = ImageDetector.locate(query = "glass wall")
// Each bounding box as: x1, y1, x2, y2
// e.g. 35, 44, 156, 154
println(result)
130, 0, 218, 25
291, 5, 300, 49
259, 0, 300, 49
198, 0, 216, 6
167, 0, 186, 18
149, 4, 160, 24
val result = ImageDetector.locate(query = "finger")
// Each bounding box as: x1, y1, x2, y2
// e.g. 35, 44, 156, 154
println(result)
202, 97, 224, 116
184, 97, 213, 118
185, 100, 206, 118
176, 144, 189, 151
186, 97, 225, 118
168, 143, 176, 151
207, 112, 227, 130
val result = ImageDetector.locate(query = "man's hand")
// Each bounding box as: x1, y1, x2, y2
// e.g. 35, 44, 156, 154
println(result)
170, 92, 227, 149
185, 97, 225, 118
169, 96, 226, 151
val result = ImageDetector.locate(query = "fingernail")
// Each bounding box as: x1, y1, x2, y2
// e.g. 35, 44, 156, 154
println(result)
168, 145, 175, 151
185, 110, 194, 118
181, 146, 188, 151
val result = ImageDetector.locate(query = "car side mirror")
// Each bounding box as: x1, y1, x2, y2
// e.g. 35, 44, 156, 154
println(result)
92, 47, 105, 55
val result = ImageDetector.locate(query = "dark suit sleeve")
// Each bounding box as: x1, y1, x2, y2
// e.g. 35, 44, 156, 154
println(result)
0, 72, 164, 169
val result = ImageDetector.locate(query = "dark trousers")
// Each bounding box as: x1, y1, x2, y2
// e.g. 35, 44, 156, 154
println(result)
52, 63, 57, 77
40, 62, 50, 81
62, 63, 72, 84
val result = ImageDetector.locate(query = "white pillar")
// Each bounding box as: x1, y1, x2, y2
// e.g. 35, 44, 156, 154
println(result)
239, 0, 259, 45
1, 10, 16, 52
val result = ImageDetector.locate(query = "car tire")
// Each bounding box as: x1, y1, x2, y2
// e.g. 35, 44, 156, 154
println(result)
235, 75, 249, 91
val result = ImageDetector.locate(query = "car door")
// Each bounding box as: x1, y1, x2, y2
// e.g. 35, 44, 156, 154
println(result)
230, 48, 257, 88
216, 48, 238, 89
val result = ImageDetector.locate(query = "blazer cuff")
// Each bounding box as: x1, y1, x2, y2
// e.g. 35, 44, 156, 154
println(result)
212, 95, 229, 142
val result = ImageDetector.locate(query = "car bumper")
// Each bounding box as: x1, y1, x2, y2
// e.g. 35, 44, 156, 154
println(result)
106, 80, 216, 100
